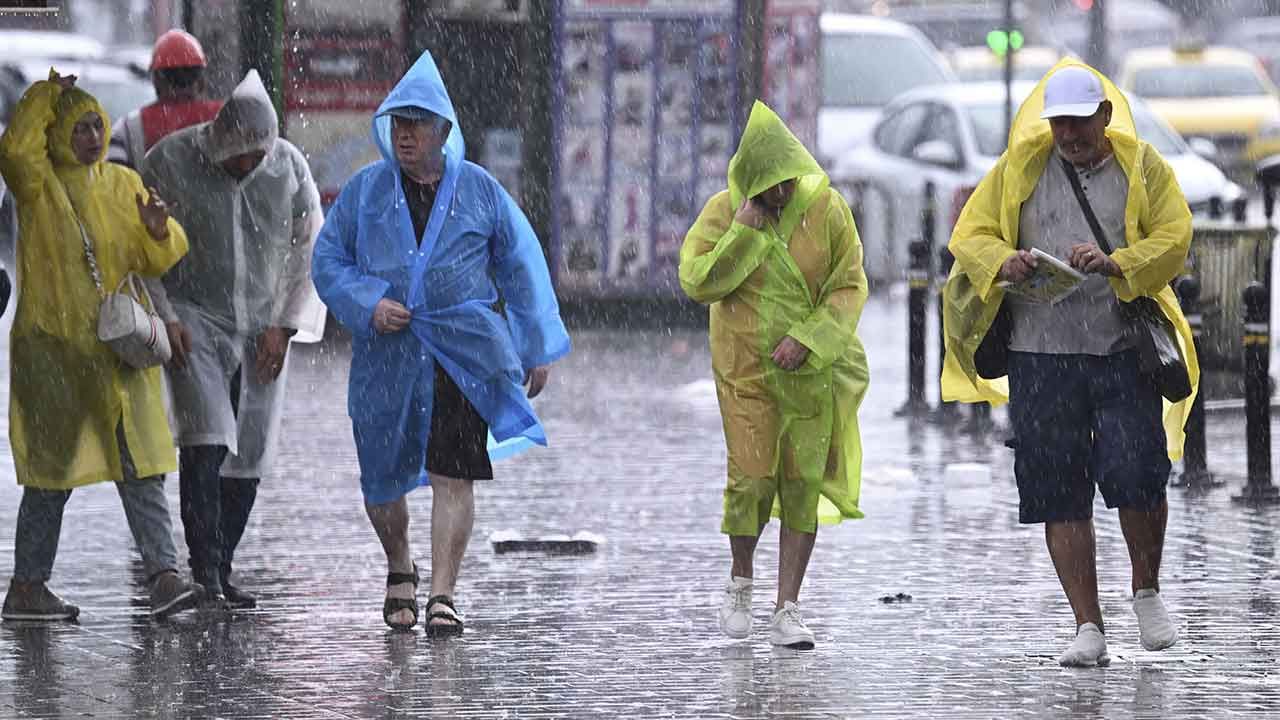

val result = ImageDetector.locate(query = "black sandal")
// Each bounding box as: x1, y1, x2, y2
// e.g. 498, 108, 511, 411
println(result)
382, 563, 419, 630
424, 594, 464, 637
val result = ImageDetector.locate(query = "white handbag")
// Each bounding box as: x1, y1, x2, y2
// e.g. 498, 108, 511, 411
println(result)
77, 218, 171, 369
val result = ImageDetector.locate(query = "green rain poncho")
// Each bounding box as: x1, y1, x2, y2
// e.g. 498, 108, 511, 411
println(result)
679, 101, 869, 533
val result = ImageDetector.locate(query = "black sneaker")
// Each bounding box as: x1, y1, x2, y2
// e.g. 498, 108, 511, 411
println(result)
222, 582, 257, 609
2, 580, 80, 622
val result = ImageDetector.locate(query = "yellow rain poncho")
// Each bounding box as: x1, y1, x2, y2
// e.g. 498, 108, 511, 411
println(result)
0, 76, 188, 490
942, 60, 1199, 459
680, 102, 869, 533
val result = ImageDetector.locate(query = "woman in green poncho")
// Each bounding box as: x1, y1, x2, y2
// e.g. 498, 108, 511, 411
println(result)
679, 101, 869, 650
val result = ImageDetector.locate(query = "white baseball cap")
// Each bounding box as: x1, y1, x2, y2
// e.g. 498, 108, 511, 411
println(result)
1040, 66, 1106, 119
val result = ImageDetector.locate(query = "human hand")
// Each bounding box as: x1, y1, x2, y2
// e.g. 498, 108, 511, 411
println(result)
525, 365, 550, 398
998, 250, 1039, 283
136, 187, 174, 241
1067, 243, 1121, 277
372, 298, 411, 334
165, 322, 192, 371
771, 336, 810, 371
254, 326, 292, 384
49, 71, 77, 90
733, 197, 768, 229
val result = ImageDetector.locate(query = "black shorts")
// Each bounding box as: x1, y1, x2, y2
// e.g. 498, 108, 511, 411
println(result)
426, 362, 493, 480
1007, 350, 1170, 524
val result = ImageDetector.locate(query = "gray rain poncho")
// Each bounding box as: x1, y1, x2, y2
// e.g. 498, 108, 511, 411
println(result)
141, 70, 325, 478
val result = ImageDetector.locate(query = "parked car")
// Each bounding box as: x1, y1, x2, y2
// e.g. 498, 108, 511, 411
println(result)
1218, 16, 1280, 84
1, 59, 155, 128
818, 13, 954, 166
1118, 44, 1280, 178
0, 29, 107, 64
831, 82, 1243, 284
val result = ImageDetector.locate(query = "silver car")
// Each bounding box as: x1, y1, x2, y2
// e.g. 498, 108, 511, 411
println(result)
831, 82, 1244, 284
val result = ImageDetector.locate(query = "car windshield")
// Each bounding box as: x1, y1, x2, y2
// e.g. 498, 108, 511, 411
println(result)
955, 64, 1056, 83
965, 98, 1186, 157
1130, 64, 1268, 98
78, 76, 155, 124
822, 33, 950, 106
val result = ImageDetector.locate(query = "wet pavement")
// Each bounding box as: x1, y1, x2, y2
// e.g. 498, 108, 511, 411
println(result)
0, 292, 1277, 719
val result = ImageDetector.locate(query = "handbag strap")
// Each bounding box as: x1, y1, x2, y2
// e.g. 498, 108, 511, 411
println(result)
1060, 156, 1115, 255
75, 216, 107, 300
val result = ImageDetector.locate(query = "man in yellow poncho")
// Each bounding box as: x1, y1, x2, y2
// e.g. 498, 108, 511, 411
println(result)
0, 71, 202, 621
942, 62, 1197, 666
680, 101, 868, 650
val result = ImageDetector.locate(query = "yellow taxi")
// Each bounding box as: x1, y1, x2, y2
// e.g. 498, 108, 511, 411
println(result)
1118, 45, 1280, 175
947, 45, 1068, 84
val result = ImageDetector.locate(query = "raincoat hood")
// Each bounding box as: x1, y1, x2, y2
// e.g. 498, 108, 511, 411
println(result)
201, 70, 278, 164
372, 51, 464, 167
49, 81, 109, 168
728, 101, 826, 209
1007, 59, 1137, 165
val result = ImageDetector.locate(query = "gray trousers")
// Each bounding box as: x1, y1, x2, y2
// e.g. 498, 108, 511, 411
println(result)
12, 425, 179, 584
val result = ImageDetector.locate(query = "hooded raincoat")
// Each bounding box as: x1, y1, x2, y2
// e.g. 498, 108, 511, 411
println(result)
680, 102, 869, 533
311, 52, 570, 504
140, 70, 326, 478
942, 60, 1199, 459
0, 75, 188, 490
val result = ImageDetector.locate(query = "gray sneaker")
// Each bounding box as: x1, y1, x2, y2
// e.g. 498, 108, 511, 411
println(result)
2, 580, 80, 622
150, 572, 202, 619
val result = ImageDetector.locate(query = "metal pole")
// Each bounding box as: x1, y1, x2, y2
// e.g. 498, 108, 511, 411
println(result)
1003, 0, 1013, 140
1234, 281, 1279, 504
897, 183, 935, 417
1172, 275, 1217, 489
933, 246, 960, 425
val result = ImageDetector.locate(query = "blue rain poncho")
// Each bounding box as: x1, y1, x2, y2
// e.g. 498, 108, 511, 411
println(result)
311, 51, 571, 504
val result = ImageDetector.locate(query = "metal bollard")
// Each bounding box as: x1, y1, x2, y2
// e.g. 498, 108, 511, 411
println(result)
1172, 275, 1218, 488
1232, 196, 1248, 223
931, 246, 961, 425
896, 239, 931, 417
1233, 281, 1280, 504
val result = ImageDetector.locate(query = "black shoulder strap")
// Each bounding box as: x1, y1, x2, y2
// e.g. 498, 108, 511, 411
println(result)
1059, 156, 1115, 255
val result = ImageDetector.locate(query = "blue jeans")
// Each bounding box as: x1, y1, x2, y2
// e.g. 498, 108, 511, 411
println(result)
12, 425, 179, 583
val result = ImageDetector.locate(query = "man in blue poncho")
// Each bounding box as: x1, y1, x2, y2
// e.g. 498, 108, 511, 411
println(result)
312, 52, 571, 634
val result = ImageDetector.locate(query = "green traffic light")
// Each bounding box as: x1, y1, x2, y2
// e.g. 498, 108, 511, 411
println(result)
986, 29, 1025, 56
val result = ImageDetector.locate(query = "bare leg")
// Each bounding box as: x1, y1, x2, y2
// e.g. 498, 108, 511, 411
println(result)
428, 475, 473, 613
729, 522, 767, 579
777, 525, 816, 610
365, 497, 414, 626
1046, 519, 1104, 633
1119, 500, 1167, 594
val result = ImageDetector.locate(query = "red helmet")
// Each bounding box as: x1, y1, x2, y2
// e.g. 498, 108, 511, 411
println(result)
150, 29, 207, 71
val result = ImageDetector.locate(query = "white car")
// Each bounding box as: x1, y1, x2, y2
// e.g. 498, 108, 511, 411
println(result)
818, 13, 954, 166
831, 82, 1244, 284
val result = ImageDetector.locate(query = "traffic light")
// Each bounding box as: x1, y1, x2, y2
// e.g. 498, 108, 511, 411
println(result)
1073, 0, 1095, 9
986, 29, 1025, 56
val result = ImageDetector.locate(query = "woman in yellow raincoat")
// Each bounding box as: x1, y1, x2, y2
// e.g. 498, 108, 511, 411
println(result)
942, 62, 1197, 666
0, 71, 202, 621
680, 101, 868, 650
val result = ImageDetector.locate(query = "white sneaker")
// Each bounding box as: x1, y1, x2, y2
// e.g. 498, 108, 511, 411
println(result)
1058, 622, 1110, 667
1133, 588, 1179, 651
768, 601, 815, 649
718, 576, 752, 639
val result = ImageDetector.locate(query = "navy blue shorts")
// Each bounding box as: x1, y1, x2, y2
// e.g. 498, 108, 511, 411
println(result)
1007, 350, 1170, 524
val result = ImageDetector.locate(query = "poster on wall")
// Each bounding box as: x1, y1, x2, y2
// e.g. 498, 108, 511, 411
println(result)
282, 5, 404, 206
762, 0, 822, 151
552, 1, 741, 299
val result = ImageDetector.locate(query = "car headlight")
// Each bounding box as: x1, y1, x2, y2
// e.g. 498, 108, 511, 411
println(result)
1258, 120, 1280, 141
